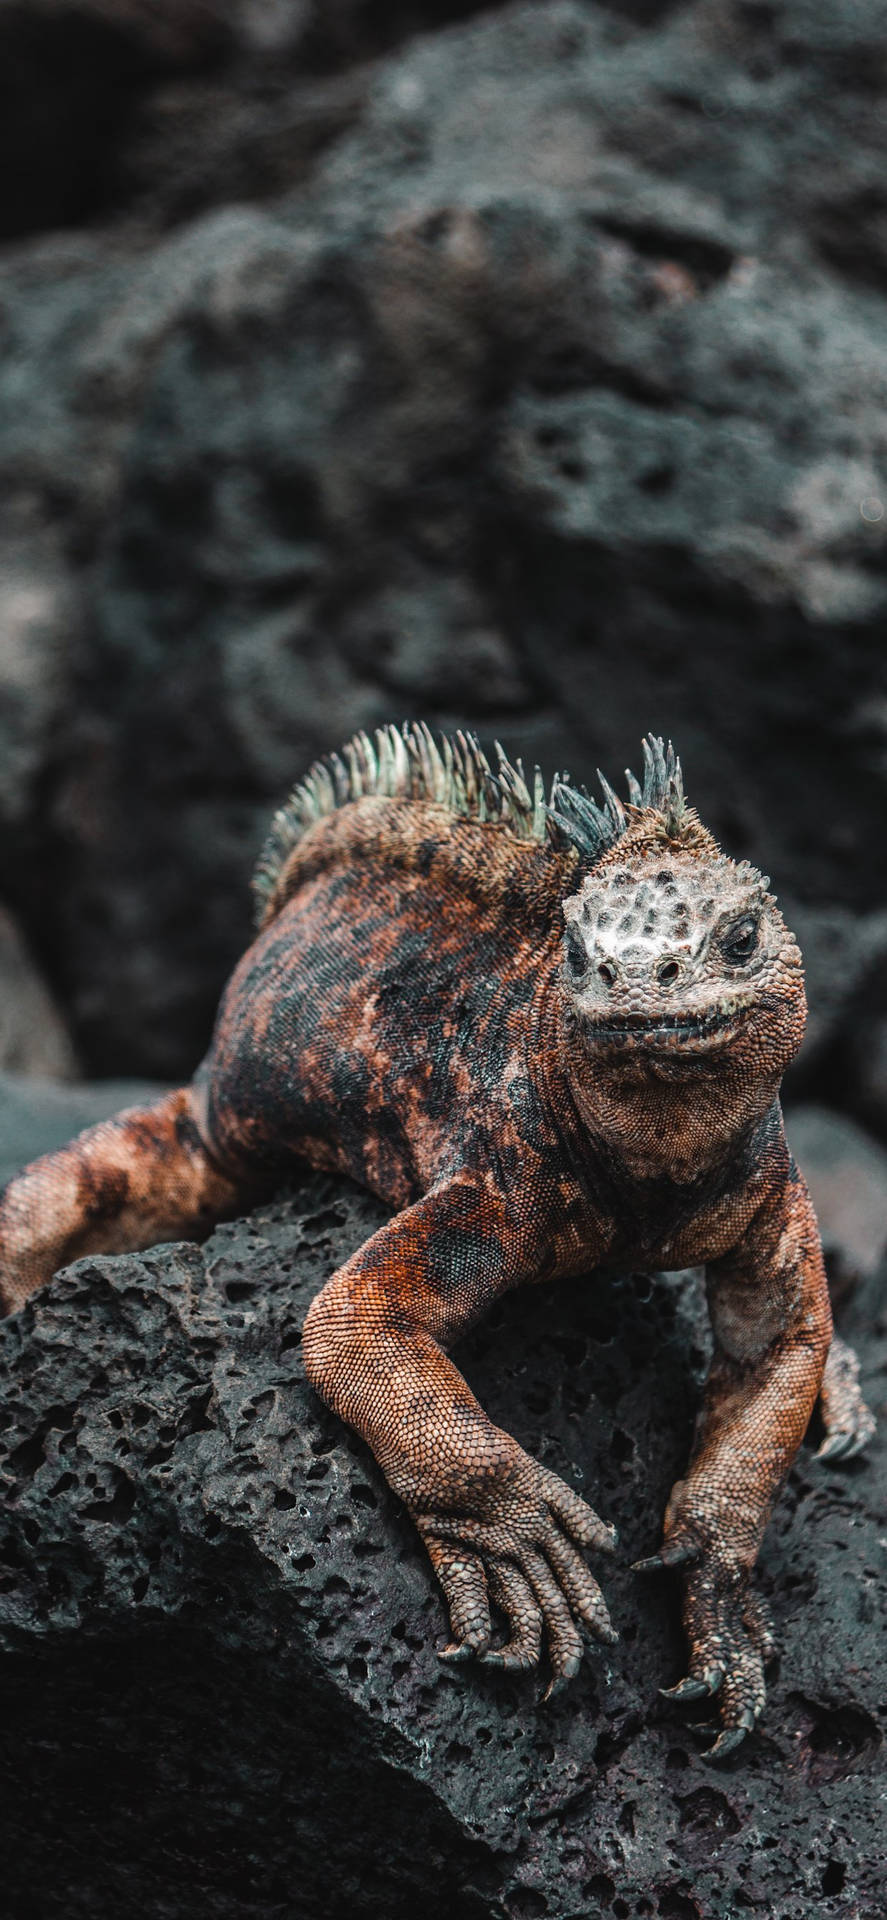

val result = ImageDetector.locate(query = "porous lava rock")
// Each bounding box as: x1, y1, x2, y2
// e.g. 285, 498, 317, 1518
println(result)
1, 1174, 884, 1918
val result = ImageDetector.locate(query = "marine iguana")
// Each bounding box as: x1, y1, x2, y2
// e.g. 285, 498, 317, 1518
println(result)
0, 726, 873, 1759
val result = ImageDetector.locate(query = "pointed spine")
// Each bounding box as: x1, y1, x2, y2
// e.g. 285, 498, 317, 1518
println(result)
253, 723, 691, 927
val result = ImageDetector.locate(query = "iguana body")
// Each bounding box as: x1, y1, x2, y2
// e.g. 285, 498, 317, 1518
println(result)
0, 727, 873, 1758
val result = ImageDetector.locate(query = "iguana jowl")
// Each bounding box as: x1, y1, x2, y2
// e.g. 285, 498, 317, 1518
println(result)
0, 728, 874, 1758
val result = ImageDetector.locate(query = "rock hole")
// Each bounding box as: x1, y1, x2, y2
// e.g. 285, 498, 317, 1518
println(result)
507, 1892, 548, 1918
677, 1787, 741, 1840
274, 1489, 298, 1510
797, 1698, 881, 1781
639, 465, 675, 497
583, 1876, 615, 1902
80, 1474, 136, 1523
305, 1206, 347, 1236
821, 1860, 846, 1896
9, 1405, 75, 1479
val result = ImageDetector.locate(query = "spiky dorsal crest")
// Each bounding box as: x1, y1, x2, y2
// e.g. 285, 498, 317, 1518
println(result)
252, 724, 695, 925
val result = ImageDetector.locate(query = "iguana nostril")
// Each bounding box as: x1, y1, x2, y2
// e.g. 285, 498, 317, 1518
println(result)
658, 959, 680, 986
598, 962, 616, 987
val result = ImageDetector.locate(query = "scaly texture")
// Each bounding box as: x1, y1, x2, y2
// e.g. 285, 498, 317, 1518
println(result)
0, 726, 874, 1759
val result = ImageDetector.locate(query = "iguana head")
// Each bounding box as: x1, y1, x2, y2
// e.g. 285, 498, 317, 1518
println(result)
558, 741, 806, 1082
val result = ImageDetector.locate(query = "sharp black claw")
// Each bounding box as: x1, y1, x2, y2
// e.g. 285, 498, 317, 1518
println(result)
543, 1656, 581, 1701
660, 1677, 712, 1702
702, 1713, 755, 1764
817, 1433, 856, 1463
633, 1540, 699, 1575
479, 1649, 534, 1671
595, 1622, 619, 1647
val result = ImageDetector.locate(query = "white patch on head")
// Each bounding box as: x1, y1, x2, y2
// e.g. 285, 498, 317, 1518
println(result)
562, 853, 776, 1003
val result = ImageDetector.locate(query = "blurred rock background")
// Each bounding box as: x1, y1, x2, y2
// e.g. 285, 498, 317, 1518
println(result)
0, 5, 886, 1915
0, 0, 884, 1118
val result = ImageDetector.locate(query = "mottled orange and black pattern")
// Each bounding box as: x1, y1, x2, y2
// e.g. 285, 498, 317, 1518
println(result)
0, 735, 874, 1760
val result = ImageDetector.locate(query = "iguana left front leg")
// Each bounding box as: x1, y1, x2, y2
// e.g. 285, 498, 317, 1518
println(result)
640, 1164, 832, 1760
818, 1334, 876, 1461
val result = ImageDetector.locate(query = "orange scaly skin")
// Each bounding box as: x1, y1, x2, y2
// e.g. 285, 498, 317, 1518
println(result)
0, 729, 874, 1759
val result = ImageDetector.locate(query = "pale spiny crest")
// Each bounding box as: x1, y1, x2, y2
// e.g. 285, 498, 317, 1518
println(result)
252, 723, 687, 924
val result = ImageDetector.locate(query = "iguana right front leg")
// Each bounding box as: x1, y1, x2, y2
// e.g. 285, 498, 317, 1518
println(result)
0, 1088, 253, 1312
302, 1175, 617, 1685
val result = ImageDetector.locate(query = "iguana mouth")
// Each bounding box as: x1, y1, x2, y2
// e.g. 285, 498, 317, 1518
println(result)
583, 1000, 752, 1052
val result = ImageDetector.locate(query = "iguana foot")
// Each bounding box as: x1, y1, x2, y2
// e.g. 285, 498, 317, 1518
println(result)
416, 1453, 617, 1690
816, 1334, 876, 1462
665, 1555, 773, 1762
638, 1479, 777, 1762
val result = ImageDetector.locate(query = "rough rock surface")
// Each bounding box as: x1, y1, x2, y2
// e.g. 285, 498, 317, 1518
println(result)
0, 0, 886, 1081
1, 1172, 884, 1919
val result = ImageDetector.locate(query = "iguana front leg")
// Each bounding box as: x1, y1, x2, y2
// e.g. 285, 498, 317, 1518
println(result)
0, 1089, 251, 1312
817, 1333, 876, 1461
641, 1165, 832, 1759
302, 1174, 617, 1686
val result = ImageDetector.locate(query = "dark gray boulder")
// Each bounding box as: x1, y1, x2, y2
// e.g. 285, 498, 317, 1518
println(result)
1, 1, 887, 1078
1, 1172, 884, 1918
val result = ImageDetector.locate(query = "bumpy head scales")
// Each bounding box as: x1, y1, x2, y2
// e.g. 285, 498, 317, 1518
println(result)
253, 725, 697, 925
561, 842, 805, 1064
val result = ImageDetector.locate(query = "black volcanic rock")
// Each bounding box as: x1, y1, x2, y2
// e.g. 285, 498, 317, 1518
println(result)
0, 2, 885, 1077
1, 1175, 885, 1918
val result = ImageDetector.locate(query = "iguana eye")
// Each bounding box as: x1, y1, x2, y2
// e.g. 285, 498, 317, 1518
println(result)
565, 924, 588, 979
722, 915, 759, 965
